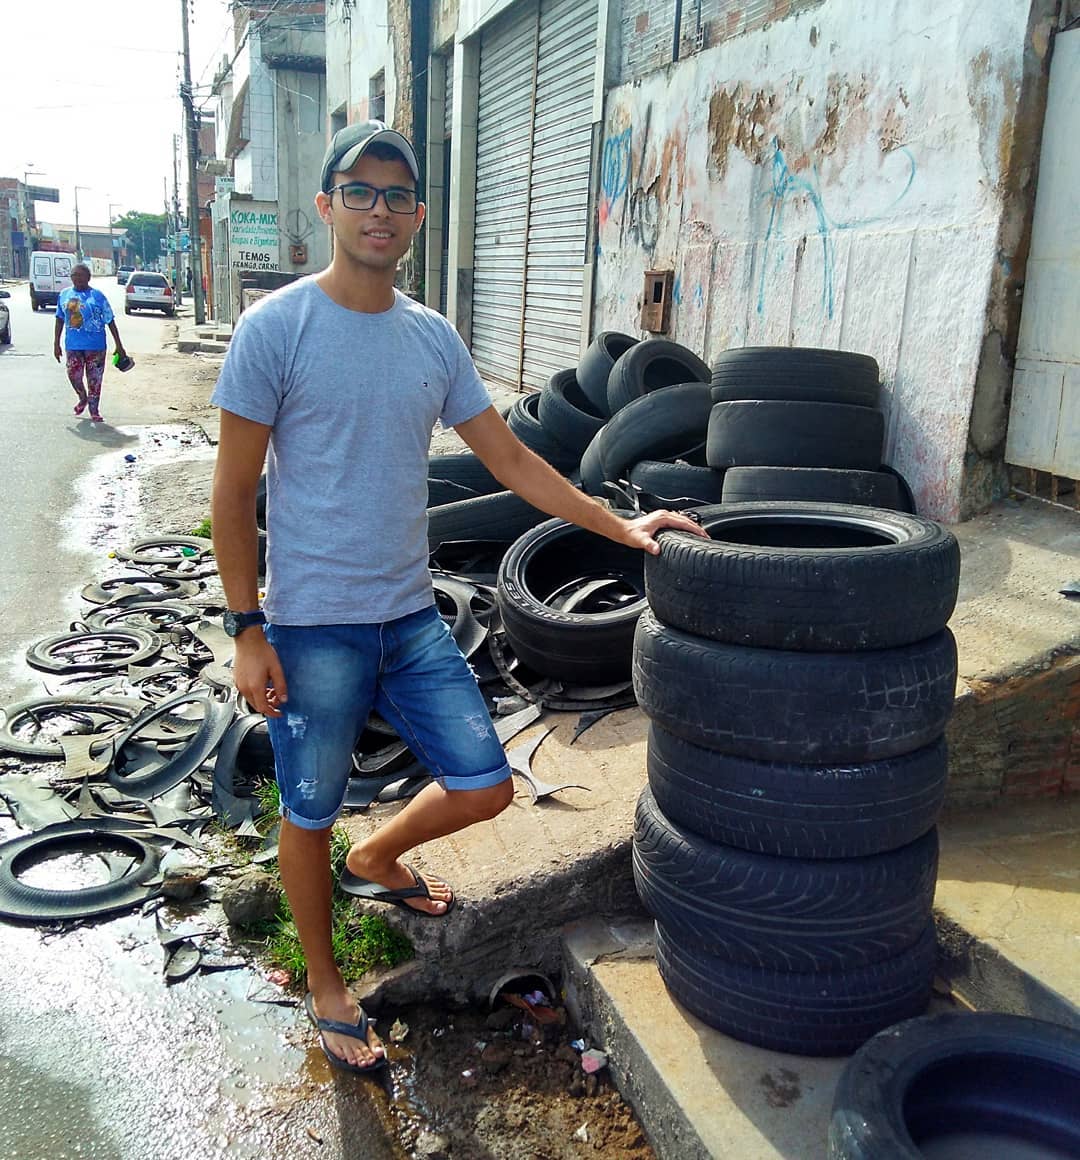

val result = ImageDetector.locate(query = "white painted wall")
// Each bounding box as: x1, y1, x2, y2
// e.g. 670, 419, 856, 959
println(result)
596, 0, 1036, 522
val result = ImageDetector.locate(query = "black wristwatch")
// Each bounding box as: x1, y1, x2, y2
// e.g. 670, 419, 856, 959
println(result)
222, 609, 266, 638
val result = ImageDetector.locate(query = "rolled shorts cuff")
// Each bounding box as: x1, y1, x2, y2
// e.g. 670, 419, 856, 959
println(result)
437, 760, 513, 792
279, 802, 342, 831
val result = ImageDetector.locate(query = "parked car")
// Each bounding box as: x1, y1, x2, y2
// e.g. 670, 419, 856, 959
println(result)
125, 271, 175, 317
29, 251, 75, 311
117, 266, 135, 285
0, 288, 11, 344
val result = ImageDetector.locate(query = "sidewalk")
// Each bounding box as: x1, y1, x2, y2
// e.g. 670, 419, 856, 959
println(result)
336, 494, 1079, 1156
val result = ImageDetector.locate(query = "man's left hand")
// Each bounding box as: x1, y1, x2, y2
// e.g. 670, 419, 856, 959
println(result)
618, 509, 709, 555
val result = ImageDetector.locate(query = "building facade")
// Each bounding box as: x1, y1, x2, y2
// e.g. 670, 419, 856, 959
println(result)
209, 1, 330, 323
331, 0, 1077, 522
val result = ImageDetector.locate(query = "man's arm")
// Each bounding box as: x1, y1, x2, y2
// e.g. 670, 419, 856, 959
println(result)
454, 406, 705, 554
53, 317, 63, 362
211, 410, 287, 715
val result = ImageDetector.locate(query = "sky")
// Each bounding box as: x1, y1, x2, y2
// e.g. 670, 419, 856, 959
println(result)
0, 0, 237, 229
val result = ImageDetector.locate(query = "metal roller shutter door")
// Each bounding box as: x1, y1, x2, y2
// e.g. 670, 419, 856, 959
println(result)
440, 53, 454, 317
521, 0, 598, 388
472, 7, 539, 388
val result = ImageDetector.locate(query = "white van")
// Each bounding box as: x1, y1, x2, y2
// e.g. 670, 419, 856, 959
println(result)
29, 251, 76, 311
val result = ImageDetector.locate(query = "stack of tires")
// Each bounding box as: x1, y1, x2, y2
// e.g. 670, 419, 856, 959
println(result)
630, 501, 962, 1056
708, 347, 915, 513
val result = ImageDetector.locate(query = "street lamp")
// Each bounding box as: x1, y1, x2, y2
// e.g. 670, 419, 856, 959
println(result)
73, 185, 92, 262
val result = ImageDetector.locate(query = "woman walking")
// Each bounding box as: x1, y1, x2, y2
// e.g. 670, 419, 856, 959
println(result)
53, 263, 128, 422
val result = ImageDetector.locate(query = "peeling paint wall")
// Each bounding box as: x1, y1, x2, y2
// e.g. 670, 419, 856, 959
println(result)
595, 0, 1051, 522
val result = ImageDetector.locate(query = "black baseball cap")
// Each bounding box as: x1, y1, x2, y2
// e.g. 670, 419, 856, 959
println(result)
320, 120, 420, 193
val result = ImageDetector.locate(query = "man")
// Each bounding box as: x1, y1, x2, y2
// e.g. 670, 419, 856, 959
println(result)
210, 120, 705, 1075
54, 263, 127, 422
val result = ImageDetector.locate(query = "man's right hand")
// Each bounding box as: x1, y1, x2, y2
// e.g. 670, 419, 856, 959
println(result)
53, 343, 62, 362
233, 631, 288, 717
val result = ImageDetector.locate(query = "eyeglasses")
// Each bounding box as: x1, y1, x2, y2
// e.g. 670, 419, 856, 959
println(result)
327, 182, 419, 214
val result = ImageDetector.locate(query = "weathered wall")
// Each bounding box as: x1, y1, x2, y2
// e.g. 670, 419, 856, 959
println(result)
595, 0, 1052, 522
325, 0, 388, 123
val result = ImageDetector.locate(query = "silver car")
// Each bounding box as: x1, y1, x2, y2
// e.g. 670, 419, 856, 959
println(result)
125, 271, 176, 317
0, 288, 11, 345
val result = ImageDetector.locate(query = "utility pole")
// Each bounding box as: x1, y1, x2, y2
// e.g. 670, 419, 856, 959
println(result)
171, 134, 184, 306
74, 185, 91, 262
180, 0, 206, 323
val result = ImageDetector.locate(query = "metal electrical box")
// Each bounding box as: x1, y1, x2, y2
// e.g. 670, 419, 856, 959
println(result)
641, 269, 674, 333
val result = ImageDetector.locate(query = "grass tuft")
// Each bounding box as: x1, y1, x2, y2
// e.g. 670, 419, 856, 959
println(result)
249, 778, 413, 983
190, 517, 212, 539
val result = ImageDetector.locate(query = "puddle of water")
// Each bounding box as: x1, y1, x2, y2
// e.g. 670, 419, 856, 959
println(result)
919, 1133, 1077, 1160
14, 842, 133, 890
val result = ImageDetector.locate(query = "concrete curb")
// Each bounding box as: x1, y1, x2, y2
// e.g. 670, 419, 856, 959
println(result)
934, 909, 1080, 1030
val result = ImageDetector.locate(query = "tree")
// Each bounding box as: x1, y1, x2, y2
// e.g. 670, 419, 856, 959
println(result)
112, 211, 168, 266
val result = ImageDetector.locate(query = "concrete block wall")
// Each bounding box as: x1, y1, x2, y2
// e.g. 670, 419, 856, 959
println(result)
947, 654, 1080, 806
618, 0, 675, 80
595, 0, 1056, 523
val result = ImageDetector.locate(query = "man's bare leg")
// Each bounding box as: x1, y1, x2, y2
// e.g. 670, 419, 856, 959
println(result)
345, 779, 514, 916
278, 818, 385, 1067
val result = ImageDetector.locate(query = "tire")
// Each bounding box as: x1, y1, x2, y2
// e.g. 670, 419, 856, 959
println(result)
579, 430, 607, 496
537, 369, 605, 456
633, 610, 958, 763
577, 331, 639, 417
496, 516, 646, 684
256, 474, 267, 527
596, 383, 713, 484
0, 326, 10, 345
0, 695, 145, 759
29, 292, 38, 310
26, 627, 163, 674
706, 401, 885, 470
656, 921, 935, 1057
721, 466, 902, 509
634, 787, 938, 968
710, 346, 881, 408
427, 490, 549, 551
124, 306, 132, 315
647, 723, 948, 858
506, 392, 581, 473
0, 818, 164, 922
879, 463, 918, 514
829, 1012, 1080, 1158
428, 478, 479, 507
645, 502, 960, 651
627, 461, 726, 506
427, 452, 503, 497
607, 339, 710, 415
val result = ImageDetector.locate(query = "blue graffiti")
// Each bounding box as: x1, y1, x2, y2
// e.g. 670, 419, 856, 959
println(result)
672, 275, 682, 306
757, 138, 916, 319
601, 129, 632, 210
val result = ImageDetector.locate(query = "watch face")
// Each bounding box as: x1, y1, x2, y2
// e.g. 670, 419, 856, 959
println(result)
222, 611, 242, 637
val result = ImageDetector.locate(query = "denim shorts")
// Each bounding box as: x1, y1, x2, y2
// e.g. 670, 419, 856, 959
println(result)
264, 605, 511, 830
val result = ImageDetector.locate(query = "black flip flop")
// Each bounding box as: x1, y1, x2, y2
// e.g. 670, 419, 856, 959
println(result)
339, 862, 456, 918
303, 992, 387, 1075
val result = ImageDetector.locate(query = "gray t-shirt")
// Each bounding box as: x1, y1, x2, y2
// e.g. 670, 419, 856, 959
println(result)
211, 279, 492, 625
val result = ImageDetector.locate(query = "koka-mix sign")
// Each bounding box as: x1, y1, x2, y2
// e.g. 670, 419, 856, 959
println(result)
229, 203, 280, 271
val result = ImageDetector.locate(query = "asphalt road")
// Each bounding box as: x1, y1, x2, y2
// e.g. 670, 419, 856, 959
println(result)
0, 277, 171, 698
0, 280, 400, 1160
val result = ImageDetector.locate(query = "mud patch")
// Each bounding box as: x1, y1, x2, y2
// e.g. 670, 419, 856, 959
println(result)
382, 1003, 654, 1159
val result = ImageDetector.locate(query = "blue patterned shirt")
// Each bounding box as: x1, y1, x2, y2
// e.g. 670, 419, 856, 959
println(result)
56, 287, 114, 351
